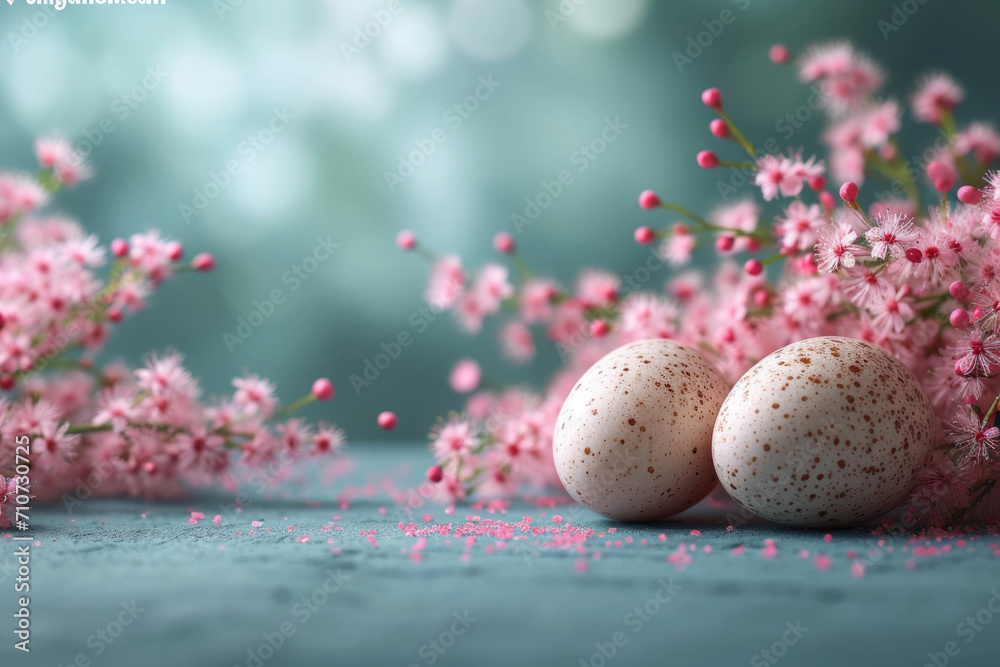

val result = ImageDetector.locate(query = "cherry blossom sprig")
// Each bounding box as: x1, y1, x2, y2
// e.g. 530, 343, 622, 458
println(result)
403, 41, 1000, 526
0, 137, 345, 519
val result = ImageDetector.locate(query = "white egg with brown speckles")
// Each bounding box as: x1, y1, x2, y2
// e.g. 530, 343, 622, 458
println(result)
712, 336, 934, 527
553, 339, 729, 521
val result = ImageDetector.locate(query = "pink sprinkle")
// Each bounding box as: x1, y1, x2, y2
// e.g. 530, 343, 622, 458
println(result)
188, 518, 198, 525
823, 534, 833, 542
640, 539, 647, 545
761, 539, 778, 558
798, 549, 809, 558
287, 526, 295, 532
553, 515, 564, 523
191, 511, 205, 520
574, 559, 589, 574
297, 535, 310, 544
625, 536, 633, 543
731, 545, 745, 556
703, 545, 712, 554
252, 521, 262, 528
815, 554, 832, 571
690, 530, 701, 537
607, 527, 617, 533
422, 514, 434, 522
379, 507, 386, 515
846, 550, 857, 559
213, 515, 222, 525
850, 561, 866, 578
658, 534, 667, 541
726, 525, 734, 531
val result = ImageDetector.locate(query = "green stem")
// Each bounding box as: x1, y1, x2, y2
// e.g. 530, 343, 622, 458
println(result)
717, 109, 755, 156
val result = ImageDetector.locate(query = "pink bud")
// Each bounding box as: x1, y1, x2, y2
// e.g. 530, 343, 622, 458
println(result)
715, 235, 735, 252
701, 88, 723, 110
377, 411, 398, 430
427, 465, 444, 483
720, 327, 735, 343
753, 289, 769, 308
950, 309, 971, 329
165, 241, 184, 262
110, 238, 128, 258
957, 186, 983, 205
927, 160, 957, 191
819, 191, 836, 212
634, 226, 656, 245
493, 232, 515, 254
973, 307, 985, 319
950, 280, 970, 300
768, 44, 789, 64
312, 378, 335, 401
808, 175, 826, 191
142, 461, 157, 475
955, 359, 968, 376
905, 248, 923, 263
697, 150, 720, 169
107, 306, 123, 323
589, 320, 609, 338
396, 230, 417, 250
839, 181, 858, 203
746, 238, 762, 252
709, 119, 729, 138
744, 259, 763, 276
0, 376, 14, 391
638, 189, 661, 209
191, 253, 215, 272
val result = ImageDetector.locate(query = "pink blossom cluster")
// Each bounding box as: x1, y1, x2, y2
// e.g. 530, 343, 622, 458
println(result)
406, 42, 1000, 526
0, 138, 343, 527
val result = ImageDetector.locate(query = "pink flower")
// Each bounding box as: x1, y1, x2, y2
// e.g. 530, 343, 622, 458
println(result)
864, 212, 919, 260
954, 329, 1000, 378
859, 101, 901, 147
232, 374, 277, 418
618, 293, 676, 341
519, 279, 558, 323
710, 201, 759, 253
659, 227, 697, 266
575, 269, 620, 309
798, 42, 884, 112
430, 417, 479, 461
449, 359, 481, 393
500, 320, 534, 363
911, 73, 964, 124
947, 407, 999, 468
870, 286, 915, 335
754, 152, 824, 201
815, 222, 866, 272
311, 423, 347, 455
955, 123, 1000, 164
777, 201, 827, 252
426, 255, 466, 309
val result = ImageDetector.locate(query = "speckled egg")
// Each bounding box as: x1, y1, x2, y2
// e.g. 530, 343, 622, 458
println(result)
712, 336, 934, 527
553, 339, 729, 521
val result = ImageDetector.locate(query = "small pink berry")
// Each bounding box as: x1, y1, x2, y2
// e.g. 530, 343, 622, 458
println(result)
972, 306, 984, 319
427, 465, 444, 483
709, 119, 729, 138
768, 44, 789, 64
142, 461, 157, 474
312, 378, 335, 401
107, 306, 123, 323
957, 186, 983, 205
396, 230, 417, 250
697, 150, 720, 169
701, 87, 722, 110
819, 191, 836, 212
638, 189, 661, 209
950, 280, 970, 300
634, 226, 656, 245
590, 320, 609, 338
493, 232, 515, 254
720, 327, 735, 343
377, 411, 398, 430
753, 289, 769, 308
950, 309, 971, 329
934, 176, 955, 193
905, 248, 923, 263
191, 253, 215, 272
839, 181, 858, 203
808, 175, 826, 191
744, 259, 763, 276
165, 241, 184, 262
110, 238, 128, 258
716, 235, 735, 252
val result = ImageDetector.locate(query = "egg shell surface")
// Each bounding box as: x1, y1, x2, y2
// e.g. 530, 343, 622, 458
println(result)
553, 338, 729, 521
712, 336, 934, 527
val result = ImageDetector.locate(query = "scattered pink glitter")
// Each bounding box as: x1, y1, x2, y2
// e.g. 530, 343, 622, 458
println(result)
815, 554, 832, 571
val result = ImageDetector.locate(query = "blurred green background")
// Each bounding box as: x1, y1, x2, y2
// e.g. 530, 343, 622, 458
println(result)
1, 0, 997, 440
